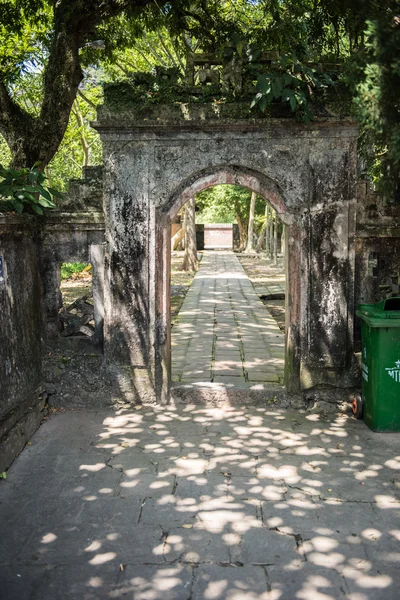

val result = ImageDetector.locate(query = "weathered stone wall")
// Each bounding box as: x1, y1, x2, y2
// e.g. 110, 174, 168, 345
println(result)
39, 167, 105, 339
0, 215, 45, 472
0, 169, 106, 471
94, 103, 359, 401
355, 181, 400, 345
40, 212, 105, 338
204, 224, 233, 248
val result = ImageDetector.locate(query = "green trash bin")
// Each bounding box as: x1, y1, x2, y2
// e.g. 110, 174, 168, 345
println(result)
356, 297, 400, 432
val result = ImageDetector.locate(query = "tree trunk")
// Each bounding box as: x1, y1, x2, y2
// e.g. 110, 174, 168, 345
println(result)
181, 197, 198, 271
72, 100, 89, 167
234, 199, 248, 251
265, 204, 271, 257
171, 227, 185, 251
256, 202, 269, 252
281, 225, 286, 259
244, 191, 257, 253
0, 0, 171, 169
269, 208, 275, 259
274, 213, 278, 265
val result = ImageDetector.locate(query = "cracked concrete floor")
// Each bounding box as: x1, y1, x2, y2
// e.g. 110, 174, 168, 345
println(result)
0, 405, 399, 599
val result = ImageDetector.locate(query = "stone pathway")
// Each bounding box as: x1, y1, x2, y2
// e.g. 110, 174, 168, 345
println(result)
172, 251, 284, 386
1, 406, 399, 599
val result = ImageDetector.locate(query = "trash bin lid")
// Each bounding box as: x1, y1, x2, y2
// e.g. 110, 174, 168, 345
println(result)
356, 297, 400, 327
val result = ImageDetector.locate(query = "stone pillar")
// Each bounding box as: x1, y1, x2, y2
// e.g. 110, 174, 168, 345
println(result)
265, 204, 271, 257
102, 142, 158, 402
284, 218, 302, 393
42, 259, 62, 337
298, 139, 358, 389
90, 243, 105, 347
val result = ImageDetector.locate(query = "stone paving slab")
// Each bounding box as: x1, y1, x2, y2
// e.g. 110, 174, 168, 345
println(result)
1, 406, 400, 599
171, 251, 285, 386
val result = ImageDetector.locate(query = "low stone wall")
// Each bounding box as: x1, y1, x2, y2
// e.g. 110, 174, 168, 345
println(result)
0, 215, 45, 472
204, 223, 233, 248
355, 181, 400, 345
0, 168, 106, 471
40, 211, 105, 339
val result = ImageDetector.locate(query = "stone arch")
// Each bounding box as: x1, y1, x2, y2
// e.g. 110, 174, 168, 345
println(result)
154, 164, 300, 402
96, 115, 359, 405
161, 164, 291, 224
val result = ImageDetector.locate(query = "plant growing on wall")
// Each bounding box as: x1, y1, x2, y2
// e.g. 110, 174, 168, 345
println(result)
250, 53, 335, 124
0, 164, 61, 214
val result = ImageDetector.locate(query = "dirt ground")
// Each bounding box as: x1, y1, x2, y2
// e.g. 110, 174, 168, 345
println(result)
170, 251, 200, 323
61, 275, 92, 306
60, 254, 199, 326
238, 253, 286, 332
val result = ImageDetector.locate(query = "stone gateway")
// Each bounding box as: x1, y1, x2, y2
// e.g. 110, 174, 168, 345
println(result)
93, 101, 359, 402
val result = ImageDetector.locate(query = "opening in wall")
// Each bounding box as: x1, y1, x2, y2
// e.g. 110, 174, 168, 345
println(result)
59, 262, 95, 338
169, 184, 287, 388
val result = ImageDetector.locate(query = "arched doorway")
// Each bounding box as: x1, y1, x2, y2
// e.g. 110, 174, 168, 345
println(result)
95, 113, 359, 404
155, 166, 300, 401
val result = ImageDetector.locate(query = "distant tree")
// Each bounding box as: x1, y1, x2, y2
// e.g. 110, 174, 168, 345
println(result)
181, 197, 198, 271
196, 184, 265, 250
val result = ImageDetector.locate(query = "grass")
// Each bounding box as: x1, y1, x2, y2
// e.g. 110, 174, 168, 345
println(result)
61, 262, 89, 280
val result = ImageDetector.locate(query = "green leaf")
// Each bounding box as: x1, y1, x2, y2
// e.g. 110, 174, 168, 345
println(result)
13, 201, 24, 214
259, 96, 268, 112
283, 73, 294, 87
0, 472, 6, 479
38, 185, 52, 201
265, 91, 274, 103
48, 187, 63, 199
271, 77, 283, 99
31, 204, 43, 215
24, 192, 38, 203
256, 74, 271, 93
289, 95, 297, 111
279, 54, 289, 69
281, 88, 294, 101
38, 197, 55, 208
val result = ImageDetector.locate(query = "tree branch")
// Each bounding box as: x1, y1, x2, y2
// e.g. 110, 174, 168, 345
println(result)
0, 0, 172, 167
77, 89, 97, 109
0, 80, 36, 165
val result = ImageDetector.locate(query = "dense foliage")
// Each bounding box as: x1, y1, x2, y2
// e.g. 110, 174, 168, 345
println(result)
346, 6, 400, 195
196, 185, 263, 225
0, 1, 399, 198
0, 164, 60, 214
61, 262, 90, 280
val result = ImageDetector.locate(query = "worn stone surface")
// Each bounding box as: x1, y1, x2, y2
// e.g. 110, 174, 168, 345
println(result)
171, 251, 284, 386
354, 180, 400, 347
0, 216, 45, 471
0, 405, 399, 599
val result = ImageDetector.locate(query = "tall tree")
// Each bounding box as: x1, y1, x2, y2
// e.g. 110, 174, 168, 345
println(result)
0, 0, 188, 168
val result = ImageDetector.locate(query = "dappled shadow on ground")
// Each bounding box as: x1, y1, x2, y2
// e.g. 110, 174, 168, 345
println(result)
0, 405, 399, 599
